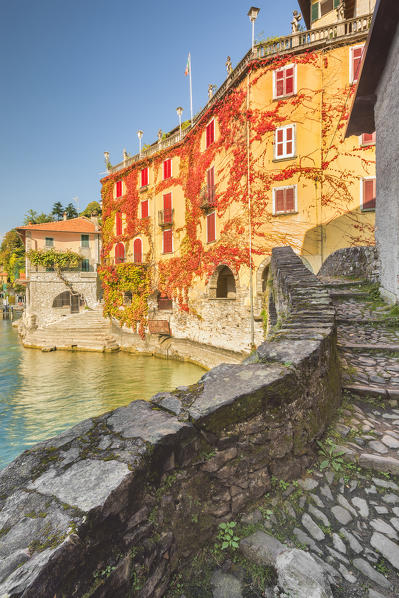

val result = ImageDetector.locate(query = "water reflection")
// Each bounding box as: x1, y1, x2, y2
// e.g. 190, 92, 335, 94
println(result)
0, 321, 204, 468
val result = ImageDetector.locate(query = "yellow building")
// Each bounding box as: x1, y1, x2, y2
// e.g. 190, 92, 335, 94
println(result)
100, 0, 376, 353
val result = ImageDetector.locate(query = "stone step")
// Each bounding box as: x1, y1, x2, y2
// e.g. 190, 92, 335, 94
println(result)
338, 342, 399, 353
343, 384, 399, 399
329, 290, 370, 299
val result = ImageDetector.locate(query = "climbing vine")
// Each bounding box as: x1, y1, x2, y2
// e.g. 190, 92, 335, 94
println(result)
100, 46, 375, 329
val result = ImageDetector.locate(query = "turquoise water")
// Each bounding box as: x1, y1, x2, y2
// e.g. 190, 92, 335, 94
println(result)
0, 320, 204, 469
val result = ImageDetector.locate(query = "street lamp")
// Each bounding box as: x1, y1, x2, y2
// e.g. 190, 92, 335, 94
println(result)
176, 106, 183, 140
137, 130, 143, 156
247, 6, 260, 50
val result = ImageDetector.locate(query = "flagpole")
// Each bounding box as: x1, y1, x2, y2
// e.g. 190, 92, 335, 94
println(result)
189, 54, 193, 125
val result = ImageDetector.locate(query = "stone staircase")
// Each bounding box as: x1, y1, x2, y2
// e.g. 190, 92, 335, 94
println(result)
23, 308, 120, 352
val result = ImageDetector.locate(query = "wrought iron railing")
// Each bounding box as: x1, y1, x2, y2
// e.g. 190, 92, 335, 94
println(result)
200, 185, 217, 211
158, 208, 174, 226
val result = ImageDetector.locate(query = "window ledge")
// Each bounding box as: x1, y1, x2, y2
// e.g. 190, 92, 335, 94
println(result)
208, 297, 236, 301
272, 155, 297, 163
273, 93, 296, 101
273, 211, 298, 216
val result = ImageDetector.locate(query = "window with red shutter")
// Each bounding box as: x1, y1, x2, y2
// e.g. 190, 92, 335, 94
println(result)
206, 120, 215, 148
207, 166, 215, 205
275, 125, 295, 159
163, 159, 172, 179
141, 200, 149, 219
115, 243, 125, 264
116, 181, 122, 198
207, 212, 216, 243
133, 238, 142, 263
116, 212, 122, 235
141, 167, 149, 187
163, 229, 173, 253
351, 45, 364, 83
274, 186, 296, 214
362, 179, 376, 211
274, 65, 295, 98
361, 132, 376, 146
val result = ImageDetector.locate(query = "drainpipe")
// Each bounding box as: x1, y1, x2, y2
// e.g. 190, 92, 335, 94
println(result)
319, 54, 324, 269
247, 70, 255, 349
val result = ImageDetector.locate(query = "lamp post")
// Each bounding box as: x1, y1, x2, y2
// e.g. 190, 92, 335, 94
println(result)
137, 130, 143, 156
176, 106, 183, 140
247, 6, 260, 50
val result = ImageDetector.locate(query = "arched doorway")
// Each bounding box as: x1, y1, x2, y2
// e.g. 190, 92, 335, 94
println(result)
216, 266, 236, 298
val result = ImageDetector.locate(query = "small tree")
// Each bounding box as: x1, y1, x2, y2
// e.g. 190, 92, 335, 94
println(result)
65, 203, 78, 219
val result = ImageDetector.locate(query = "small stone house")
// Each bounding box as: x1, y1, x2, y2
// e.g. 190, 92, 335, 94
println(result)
16, 216, 102, 327
346, 0, 399, 302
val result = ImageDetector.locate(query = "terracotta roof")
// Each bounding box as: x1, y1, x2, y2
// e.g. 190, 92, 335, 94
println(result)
16, 217, 99, 234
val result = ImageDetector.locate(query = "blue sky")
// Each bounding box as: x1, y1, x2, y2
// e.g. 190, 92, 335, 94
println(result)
0, 0, 299, 236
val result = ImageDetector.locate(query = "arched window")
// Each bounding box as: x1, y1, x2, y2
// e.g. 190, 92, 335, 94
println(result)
133, 238, 142, 264
124, 291, 132, 305
52, 291, 71, 308
115, 243, 125, 264
216, 266, 236, 298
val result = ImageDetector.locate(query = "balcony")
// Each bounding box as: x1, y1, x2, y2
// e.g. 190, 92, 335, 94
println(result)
200, 185, 217, 212
158, 208, 174, 227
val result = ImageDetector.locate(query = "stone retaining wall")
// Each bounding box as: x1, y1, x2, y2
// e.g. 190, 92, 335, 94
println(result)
0, 247, 341, 598
318, 246, 379, 282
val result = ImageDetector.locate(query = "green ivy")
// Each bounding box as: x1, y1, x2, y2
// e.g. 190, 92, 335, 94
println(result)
27, 249, 82, 270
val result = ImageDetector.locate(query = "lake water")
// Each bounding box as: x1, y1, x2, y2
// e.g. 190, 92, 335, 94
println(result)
0, 320, 204, 469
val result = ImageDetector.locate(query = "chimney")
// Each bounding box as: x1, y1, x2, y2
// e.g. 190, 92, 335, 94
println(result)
63, 212, 67, 221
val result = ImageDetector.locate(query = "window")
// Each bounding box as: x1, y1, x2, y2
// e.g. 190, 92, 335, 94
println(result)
361, 132, 376, 146
273, 65, 296, 99
163, 158, 172, 180
320, 0, 333, 16
140, 167, 149, 187
275, 125, 295, 159
361, 178, 376, 211
115, 242, 125, 264
81, 259, 90, 272
163, 193, 173, 225
116, 212, 122, 235
45, 237, 54, 247
141, 200, 149, 219
311, 1, 320, 21
207, 211, 216, 243
158, 294, 173, 310
81, 234, 89, 248
133, 238, 142, 263
206, 120, 215, 148
350, 45, 364, 84
52, 291, 71, 308
163, 229, 173, 253
116, 180, 122, 198
216, 266, 236, 298
273, 186, 297, 214
206, 166, 216, 206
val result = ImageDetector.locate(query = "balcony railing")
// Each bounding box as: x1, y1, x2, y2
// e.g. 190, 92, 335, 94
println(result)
107, 14, 372, 176
158, 208, 174, 227
200, 185, 217, 211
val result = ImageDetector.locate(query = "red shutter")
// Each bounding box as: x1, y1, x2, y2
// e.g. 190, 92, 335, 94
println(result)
116, 181, 122, 197
141, 200, 149, 219
207, 167, 215, 205
163, 193, 172, 210
285, 67, 294, 95
285, 187, 295, 212
352, 46, 363, 82
207, 212, 216, 243
286, 126, 293, 155
163, 159, 171, 179
133, 238, 142, 263
163, 229, 172, 253
206, 121, 214, 148
275, 189, 285, 212
141, 168, 148, 187
361, 132, 376, 145
115, 243, 125, 264
276, 70, 284, 97
363, 179, 376, 210
276, 128, 284, 157
116, 212, 122, 235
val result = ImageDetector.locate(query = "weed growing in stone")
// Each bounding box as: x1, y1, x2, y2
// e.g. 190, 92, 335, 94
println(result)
217, 521, 240, 550
317, 439, 346, 472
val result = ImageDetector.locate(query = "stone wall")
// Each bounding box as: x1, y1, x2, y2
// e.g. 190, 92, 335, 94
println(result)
0, 247, 341, 598
26, 270, 100, 327
318, 246, 379, 282
375, 27, 399, 303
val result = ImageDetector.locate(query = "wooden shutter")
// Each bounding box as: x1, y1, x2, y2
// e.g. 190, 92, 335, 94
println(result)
320, 0, 333, 17
311, 2, 319, 21
276, 70, 284, 97
116, 212, 122, 235
207, 212, 216, 243
133, 238, 142, 263
275, 189, 285, 212
116, 181, 122, 197
115, 243, 125, 264
285, 187, 295, 212
141, 200, 149, 219
163, 159, 171, 179
352, 46, 363, 82
363, 179, 376, 210
163, 229, 172, 253
286, 126, 294, 156
207, 167, 215, 204
206, 121, 214, 148
276, 128, 284, 157
285, 67, 294, 95
141, 168, 148, 187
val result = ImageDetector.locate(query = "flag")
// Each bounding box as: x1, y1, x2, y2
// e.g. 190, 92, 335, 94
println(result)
185, 53, 191, 76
